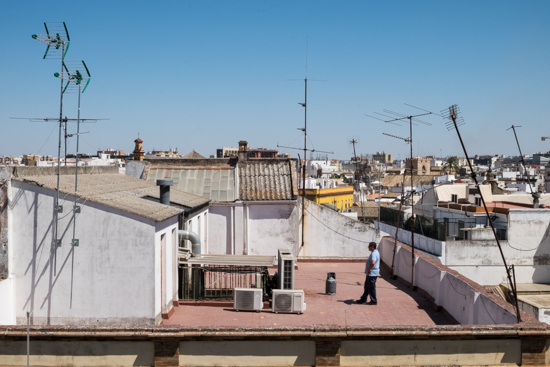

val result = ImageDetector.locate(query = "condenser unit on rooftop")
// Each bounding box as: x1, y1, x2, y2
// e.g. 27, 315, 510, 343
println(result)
272, 289, 306, 314
278, 248, 294, 290
233, 288, 263, 312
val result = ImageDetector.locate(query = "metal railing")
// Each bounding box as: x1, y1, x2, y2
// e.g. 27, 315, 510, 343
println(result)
379, 207, 507, 241
179, 265, 269, 301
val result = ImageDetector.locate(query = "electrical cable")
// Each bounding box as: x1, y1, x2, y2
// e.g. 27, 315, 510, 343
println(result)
304, 206, 372, 244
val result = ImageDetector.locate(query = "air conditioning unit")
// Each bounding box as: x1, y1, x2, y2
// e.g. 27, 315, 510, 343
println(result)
272, 289, 306, 314
278, 248, 294, 290
233, 288, 263, 312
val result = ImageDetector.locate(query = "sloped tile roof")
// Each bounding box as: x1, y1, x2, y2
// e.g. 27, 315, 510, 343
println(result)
238, 159, 297, 201
144, 158, 298, 202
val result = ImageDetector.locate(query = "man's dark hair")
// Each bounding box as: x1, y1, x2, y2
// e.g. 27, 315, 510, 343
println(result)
369, 242, 377, 249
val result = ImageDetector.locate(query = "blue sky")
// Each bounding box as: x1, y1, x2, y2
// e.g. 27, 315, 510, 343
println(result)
1, 1, 549, 161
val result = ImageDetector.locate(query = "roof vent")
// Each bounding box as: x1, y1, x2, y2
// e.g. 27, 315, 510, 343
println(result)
156, 179, 173, 205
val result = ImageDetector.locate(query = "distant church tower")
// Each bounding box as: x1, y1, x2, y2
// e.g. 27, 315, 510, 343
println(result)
133, 138, 144, 161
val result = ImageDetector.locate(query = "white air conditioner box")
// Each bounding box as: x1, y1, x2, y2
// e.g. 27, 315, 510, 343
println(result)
272, 289, 306, 314
278, 248, 295, 290
234, 288, 263, 312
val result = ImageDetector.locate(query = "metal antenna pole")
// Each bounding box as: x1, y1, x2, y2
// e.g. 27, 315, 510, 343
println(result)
508, 125, 539, 207
350, 139, 365, 223
443, 105, 521, 323
72, 83, 82, 246
53, 60, 91, 248
302, 77, 307, 248
32, 22, 70, 249
407, 116, 416, 287
368, 107, 435, 289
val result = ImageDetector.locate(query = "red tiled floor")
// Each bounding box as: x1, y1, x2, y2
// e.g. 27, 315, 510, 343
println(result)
162, 261, 454, 328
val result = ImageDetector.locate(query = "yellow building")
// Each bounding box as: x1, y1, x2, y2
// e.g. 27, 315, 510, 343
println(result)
301, 185, 355, 211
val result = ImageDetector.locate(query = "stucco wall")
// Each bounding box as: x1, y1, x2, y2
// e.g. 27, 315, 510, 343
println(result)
9, 180, 178, 326
0, 278, 14, 324
301, 200, 383, 258
208, 200, 384, 259
208, 202, 299, 257
379, 237, 519, 325
378, 210, 550, 285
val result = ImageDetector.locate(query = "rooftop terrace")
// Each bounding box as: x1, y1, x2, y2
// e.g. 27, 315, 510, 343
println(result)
163, 261, 454, 328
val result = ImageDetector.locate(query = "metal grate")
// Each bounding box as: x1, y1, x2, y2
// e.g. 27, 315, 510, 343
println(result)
180, 265, 268, 301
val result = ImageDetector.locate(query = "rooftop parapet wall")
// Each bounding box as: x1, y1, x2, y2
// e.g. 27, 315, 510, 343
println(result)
0, 324, 549, 366
378, 236, 536, 325
7, 165, 119, 178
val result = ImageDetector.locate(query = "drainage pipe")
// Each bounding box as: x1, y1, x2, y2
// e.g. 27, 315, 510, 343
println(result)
178, 230, 201, 256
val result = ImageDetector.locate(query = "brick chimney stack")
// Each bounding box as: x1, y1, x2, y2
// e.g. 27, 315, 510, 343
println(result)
133, 138, 144, 161
238, 140, 248, 161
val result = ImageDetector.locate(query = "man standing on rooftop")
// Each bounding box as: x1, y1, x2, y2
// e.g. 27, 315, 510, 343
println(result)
357, 241, 380, 305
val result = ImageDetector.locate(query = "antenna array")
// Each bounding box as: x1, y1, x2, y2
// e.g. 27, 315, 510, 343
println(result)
442, 104, 522, 323
31, 22, 93, 251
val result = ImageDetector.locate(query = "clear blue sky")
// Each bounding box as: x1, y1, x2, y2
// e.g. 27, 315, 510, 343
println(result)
1, 1, 549, 161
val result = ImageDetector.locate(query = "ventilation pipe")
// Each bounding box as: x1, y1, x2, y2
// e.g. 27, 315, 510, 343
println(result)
179, 230, 201, 256
156, 179, 173, 205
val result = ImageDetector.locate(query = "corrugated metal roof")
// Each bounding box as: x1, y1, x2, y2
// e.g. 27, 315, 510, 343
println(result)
12, 173, 209, 222
238, 160, 297, 201
146, 167, 236, 202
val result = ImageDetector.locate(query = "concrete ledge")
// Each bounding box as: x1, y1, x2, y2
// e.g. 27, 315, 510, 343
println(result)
0, 326, 549, 366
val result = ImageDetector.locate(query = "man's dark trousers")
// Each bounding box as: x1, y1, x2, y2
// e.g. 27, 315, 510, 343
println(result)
360, 275, 377, 303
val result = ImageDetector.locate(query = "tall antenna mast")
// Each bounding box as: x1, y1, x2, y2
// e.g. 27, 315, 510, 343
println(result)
279, 37, 331, 250
54, 60, 92, 247
443, 105, 521, 322
350, 139, 365, 223
32, 22, 70, 249
507, 125, 539, 208
366, 105, 434, 288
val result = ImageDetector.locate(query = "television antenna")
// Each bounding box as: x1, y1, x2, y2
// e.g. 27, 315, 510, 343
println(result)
507, 125, 539, 207
281, 37, 330, 250
54, 60, 93, 247
443, 105, 521, 323
366, 104, 435, 288
349, 139, 366, 224
30, 23, 105, 251
32, 22, 70, 59
32, 22, 71, 249
55, 60, 92, 165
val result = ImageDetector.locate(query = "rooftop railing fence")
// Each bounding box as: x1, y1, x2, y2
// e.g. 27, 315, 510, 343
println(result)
379, 207, 507, 241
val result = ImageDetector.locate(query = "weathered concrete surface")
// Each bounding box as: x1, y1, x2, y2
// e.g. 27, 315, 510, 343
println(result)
0, 325, 549, 367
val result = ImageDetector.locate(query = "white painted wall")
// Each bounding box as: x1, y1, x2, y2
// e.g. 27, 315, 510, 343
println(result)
9, 181, 178, 326
208, 201, 299, 257
184, 210, 209, 255
378, 206, 550, 286
301, 201, 383, 258
0, 278, 14, 324
379, 237, 518, 325
209, 200, 385, 259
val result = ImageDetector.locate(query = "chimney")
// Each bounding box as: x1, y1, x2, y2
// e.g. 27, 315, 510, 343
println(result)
238, 140, 248, 161
156, 179, 173, 205
133, 138, 144, 161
